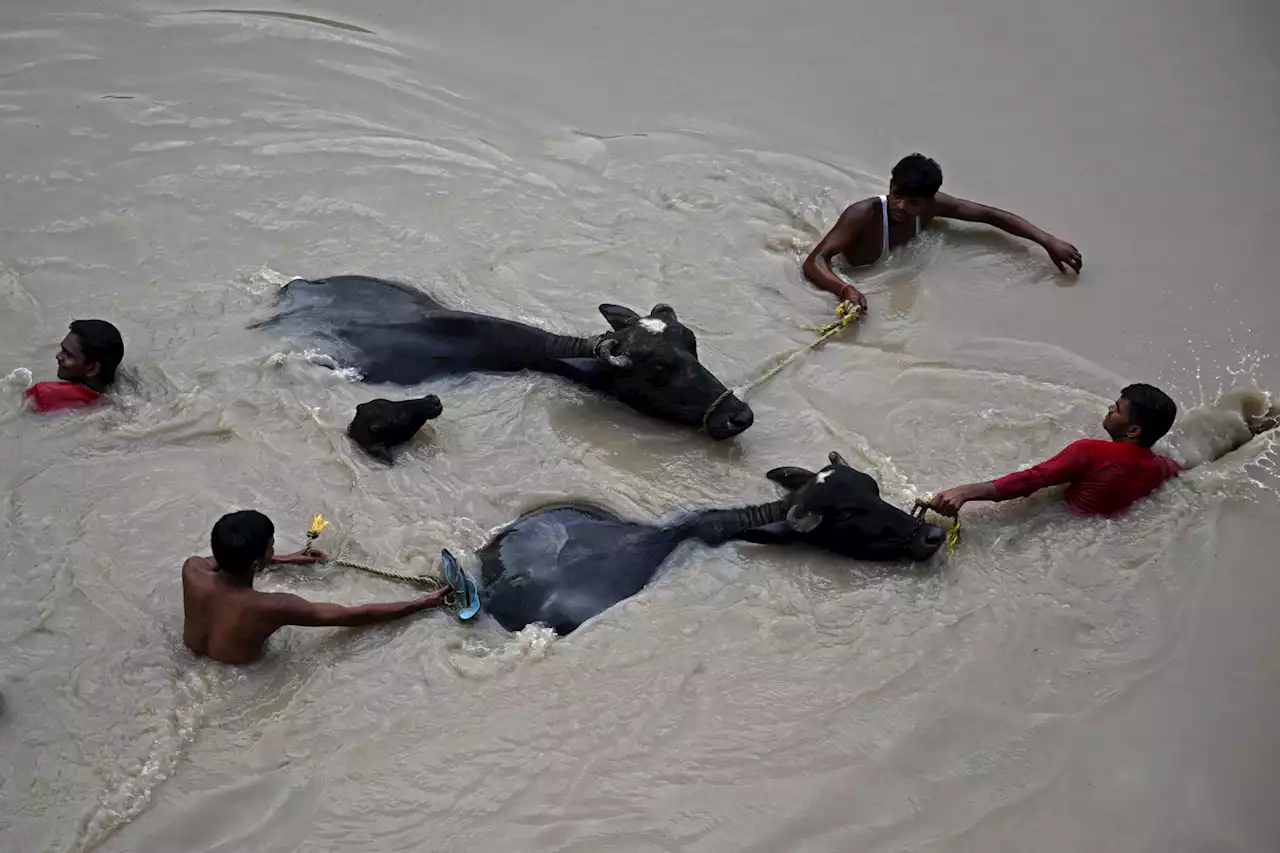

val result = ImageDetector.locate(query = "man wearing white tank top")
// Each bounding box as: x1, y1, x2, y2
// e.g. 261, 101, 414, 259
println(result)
802, 153, 1082, 313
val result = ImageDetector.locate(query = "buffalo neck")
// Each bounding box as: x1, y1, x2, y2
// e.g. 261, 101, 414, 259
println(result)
681, 500, 789, 546
426, 310, 601, 370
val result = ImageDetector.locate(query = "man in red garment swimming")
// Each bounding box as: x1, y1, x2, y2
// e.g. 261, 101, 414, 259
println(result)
929, 384, 1181, 519
25, 319, 124, 412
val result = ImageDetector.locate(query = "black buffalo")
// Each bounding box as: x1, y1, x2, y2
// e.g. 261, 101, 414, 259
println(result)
253, 275, 754, 440
729, 451, 945, 561
476, 451, 945, 635
346, 395, 443, 463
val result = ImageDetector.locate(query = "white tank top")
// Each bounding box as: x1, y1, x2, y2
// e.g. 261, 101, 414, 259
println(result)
880, 195, 921, 261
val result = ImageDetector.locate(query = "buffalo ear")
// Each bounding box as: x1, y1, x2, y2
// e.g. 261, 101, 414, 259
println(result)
599, 304, 641, 331
767, 466, 815, 491
650, 303, 678, 323
678, 326, 698, 359
594, 337, 632, 369
785, 505, 824, 533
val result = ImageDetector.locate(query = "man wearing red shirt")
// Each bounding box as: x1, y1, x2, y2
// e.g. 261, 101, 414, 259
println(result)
25, 319, 124, 413
930, 384, 1180, 518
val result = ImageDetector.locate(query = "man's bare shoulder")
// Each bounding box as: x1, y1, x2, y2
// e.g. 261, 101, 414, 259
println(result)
251, 589, 316, 618
822, 198, 877, 236
840, 197, 877, 218
182, 556, 217, 581
926, 192, 987, 221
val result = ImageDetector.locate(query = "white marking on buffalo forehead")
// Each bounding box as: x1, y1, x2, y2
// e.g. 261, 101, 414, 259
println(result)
815, 470, 832, 483
638, 317, 667, 334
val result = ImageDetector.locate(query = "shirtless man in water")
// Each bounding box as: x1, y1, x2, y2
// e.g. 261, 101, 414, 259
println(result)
183, 510, 449, 664
803, 153, 1083, 312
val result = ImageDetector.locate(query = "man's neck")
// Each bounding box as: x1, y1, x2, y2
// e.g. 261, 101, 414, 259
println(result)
217, 567, 255, 589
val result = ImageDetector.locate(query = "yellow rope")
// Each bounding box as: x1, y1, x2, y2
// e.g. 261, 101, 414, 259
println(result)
735, 302, 864, 400
328, 556, 447, 589
303, 514, 448, 592
944, 516, 962, 557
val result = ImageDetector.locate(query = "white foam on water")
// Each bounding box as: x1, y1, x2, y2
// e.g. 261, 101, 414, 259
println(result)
263, 349, 364, 382
65, 670, 220, 853
4, 366, 34, 389
1163, 386, 1278, 470
445, 623, 559, 680
244, 265, 297, 296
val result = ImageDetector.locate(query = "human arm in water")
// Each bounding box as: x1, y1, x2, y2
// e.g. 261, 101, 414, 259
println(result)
932, 193, 1082, 273
268, 588, 450, 628
930, 440, 1093, 516
270, 548, 328, 565
802, 200, 873, 312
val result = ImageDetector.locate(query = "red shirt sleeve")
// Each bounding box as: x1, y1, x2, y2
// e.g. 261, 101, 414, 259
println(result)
991, 440, 1095, 500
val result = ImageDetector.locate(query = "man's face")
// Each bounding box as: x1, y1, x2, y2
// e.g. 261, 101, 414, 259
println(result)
887, 184, 930, 223
56, 333, 98, 383
1104, 396, 1139, 441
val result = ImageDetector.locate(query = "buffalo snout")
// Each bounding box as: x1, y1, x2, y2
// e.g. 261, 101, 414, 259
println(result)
910, 523, 944, 561
705, 394, 754, 440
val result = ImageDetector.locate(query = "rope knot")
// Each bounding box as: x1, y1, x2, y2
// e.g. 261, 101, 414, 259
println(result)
911, 498, 962, 557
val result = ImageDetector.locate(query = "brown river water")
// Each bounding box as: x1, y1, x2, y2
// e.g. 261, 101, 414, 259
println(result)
2, 1, 1278, 851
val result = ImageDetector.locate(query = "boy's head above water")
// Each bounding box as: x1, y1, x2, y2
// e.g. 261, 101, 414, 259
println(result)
211, 510, 276, 581
887, 153, 943, 222
1104, 383, 1178, 447
57, 319, 124, 390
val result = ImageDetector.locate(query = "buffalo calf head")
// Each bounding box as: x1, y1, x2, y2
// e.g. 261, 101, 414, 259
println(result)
347, 395, 443, 464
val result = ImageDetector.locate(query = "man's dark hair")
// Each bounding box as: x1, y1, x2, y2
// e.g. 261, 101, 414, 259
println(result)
891, 153, 943, 199
1121, 383, 1177, 447
211, 510, 274, 578
68, 319, 124, 385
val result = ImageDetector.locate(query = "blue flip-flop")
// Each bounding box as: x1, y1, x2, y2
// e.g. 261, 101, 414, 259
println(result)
440, 548, 480, 621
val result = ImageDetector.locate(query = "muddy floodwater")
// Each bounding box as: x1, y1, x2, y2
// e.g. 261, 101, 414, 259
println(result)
2, 1, 1278, 851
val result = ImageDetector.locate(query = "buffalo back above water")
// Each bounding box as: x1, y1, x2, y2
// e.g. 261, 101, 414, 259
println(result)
254, 275, 753, 440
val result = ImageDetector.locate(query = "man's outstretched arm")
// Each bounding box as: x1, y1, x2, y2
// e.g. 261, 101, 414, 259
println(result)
933, 193, 1082, 273
270, 547, 328, 566
268, 589, 450, 628
930, 440, 1094, 516
802, 201, 872, 310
